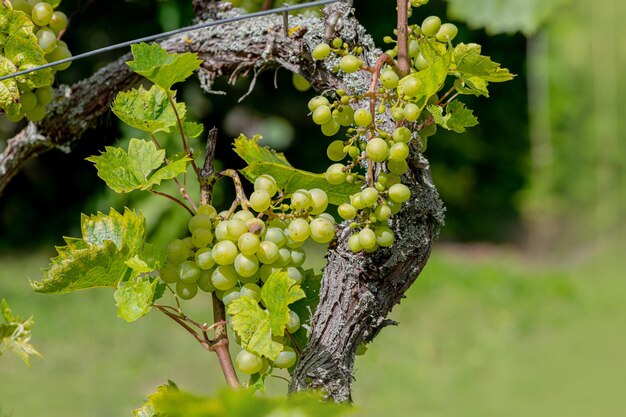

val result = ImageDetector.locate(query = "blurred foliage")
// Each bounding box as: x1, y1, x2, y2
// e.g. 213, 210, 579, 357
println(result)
2, 0, 526, 248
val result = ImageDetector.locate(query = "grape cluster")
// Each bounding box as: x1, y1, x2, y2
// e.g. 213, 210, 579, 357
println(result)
5, 1, 71, 122
306, 17, 458, 253
158, 174, 335, 375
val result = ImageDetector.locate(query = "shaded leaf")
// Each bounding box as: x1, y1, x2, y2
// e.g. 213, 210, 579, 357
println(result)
234, 134, 291, 167
133, 380, 179, 417
114, 276, 158, 322
183, 121, 204, 139
127, 43, 201, 90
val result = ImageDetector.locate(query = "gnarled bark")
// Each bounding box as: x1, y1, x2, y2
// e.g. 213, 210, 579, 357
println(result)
0, 1, 444, 402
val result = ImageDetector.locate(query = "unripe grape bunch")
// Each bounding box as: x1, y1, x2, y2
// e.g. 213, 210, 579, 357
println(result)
1, 1, 72, 122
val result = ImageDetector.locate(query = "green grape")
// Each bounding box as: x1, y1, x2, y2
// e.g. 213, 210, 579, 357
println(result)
366, 138, 389, 163
325, 163, 347, 185
254, 174, 278, 197
291, 189, 312, 212
356, 342, 368, 356
420, 122, 437, 137
290, 248, 306, 267
176, 281, 198, 300
249, 190, 271, 213
389, 142, 410, 161
197, 269, 216, 292
179, 261, 201, 283
197, 204, 217, 218
273, 346, 297, 369
335, 105, 354, 126
159, 263, 179, 284
358, 228, 377, 250
226, 219, 248, 241
246, 218, 266, 236
191, 228, 213, 248
309, 188, 328, 215
26, 104, 47, 122
236, 350, 264, 375
263, 227, 286, 248
421, 16, 442, 37
392, 107, 405, 122
36, 28, 57, 54
354, 108, 372, 126
288, 218, 310, 242
181, 237, 194, 250
312, 42, 331, 60
348, 233, 362, 252
436, 23, 458, 42
167, 239, 191, 264
375, 226, 395, 247
12, 0, 31, 13
286, 266, 304, 284
319, 213, 335, 224
292, 73, 311, 92
214, 221, 229, 241
240, 283, 261, 302
195, 247, 215, 270
389, 183, 411, 203
387, 159, 409, 175
286, 310, 300, 333
378, 172, 401, 188
275, 247, 292, 267
339, 54, 362, 73
222, 287, 241, 306
350, 193, 366, 210
284, 228, 305, 249
388, 200, 402, 214
374, 204, 392, 221
361, 187, 379, 207
408, 39, 420, 58
402, 77, 421, 97
312, 105, 332, 125
309, 217, 335, 243
238, 232, 260, 256
233, 210, 255, 223
5, 112, 24, 123
46, 45, 72, 71
327, 140, 347, 162
20, 92, 37, 112
212, 240, 239, 265
34, 86, 54, 105
380, 69, 399, 89
211, 265, 239, 291
49, 11, 68, 33
256, 240, 280, 264
348, 145, 360, 159
332, 37, 343, 48
234, 253, 259, 278
239, 273, 259, 285
414, 53, 429, 71
321, 118, 340, 136
393, 127, 412, 143
31, 2, 54, 26
260, 264, 280, 282
403, 103, 420, 122
338, 203, 357, 220
307, 96, 330, 112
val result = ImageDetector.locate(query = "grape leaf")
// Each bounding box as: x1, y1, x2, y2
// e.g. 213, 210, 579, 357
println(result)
234, 134, 291, 167
446, 0, 570, 35
133, 381, 179, 417
288, 270, 321, 355
453, 43, 515, 83
86, 138, 190, 193
241, 162, 360, 206
114, 276, 158, 322
228, 270, 304, 360
183, 121, 204, 139
426, 101, 478, 133
33, 208, 146, 294
152, 389, 352, 417
261, 270, 305, 337
126, 43, 202, 90
111, 85, 186, 135
0, 299, 41, 366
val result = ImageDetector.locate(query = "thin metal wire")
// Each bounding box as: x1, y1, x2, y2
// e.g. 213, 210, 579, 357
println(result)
0, 0, 340, 83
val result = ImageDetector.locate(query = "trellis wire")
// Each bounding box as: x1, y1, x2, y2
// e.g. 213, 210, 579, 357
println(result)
0, 0, 340, 83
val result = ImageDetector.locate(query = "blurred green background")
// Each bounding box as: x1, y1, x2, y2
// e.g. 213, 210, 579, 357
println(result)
1, 0, 625, 416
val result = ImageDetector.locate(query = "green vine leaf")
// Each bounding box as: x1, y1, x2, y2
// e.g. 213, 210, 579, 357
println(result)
234, 134, 291, 167
453, 43, 515, 83
427, 101, 479, 133
0, 299, 41, 366
133, 380, 179, 417
228, 270, 304, 360
33, 208, 146, 294
111, 85, 187, 135
86, 138, 190, 193
126, 42, 202, 90
288, 270, 321, 355
241, 162, 360, 206
114, 276, 158, 323
183, 121, 204, 139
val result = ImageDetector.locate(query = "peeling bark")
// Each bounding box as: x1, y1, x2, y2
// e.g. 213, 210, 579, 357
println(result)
0, 1, 445, 402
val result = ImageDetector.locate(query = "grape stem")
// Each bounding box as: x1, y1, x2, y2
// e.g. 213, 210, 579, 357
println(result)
396, 0, 410, 77
219, 169, 250, 210
149, 190, 194, 215
166, 91, 200, 175
285, 330, 302, 356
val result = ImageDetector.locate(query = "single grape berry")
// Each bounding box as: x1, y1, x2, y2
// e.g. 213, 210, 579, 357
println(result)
361, 187, 379, 207
36, 28, 57, 54
327, 140, 347, 162
240, 283, 262, 302
321, 118, 341, 137
387, 159, 409, 175
309, 217, 335, 243
211, 265, 239, 291
358, 228, 377, 250
436, 23, 458, 42
212, 240, 239, 265
254, 174, 278, 197
421, 16, 442, 37
380, 69, 399, 89
312, 105, 332, 125
195, 247, 215, 270
238, 232, 260, 256
188, 213, 212, 232
312, 42, 331, 60
273, 346, 297, 369
348, 233, 362, 252
31, 2, 54, 26
288, 218, 310, 242
236, 350, 264, 375
415, 54, 430, 71
256, 240, 280, 264
366, 138, 389, 163
49, 11, 69, 33
249, 190, 271, 213
354, 108, 373, 126
389, 183, 411, 203
292, 73, 311, 92
286, 310, 301, 333
338, 203, 357, 220
234, 253, 259, 278
339, 55, 362, 73
389, 142, 410, 161
326, 163, 347, 185
307, 96, 330, 112
402, 77, 421, 97
404, 103, 420, 122
176, 282, 198, 300
309, 188, 329, 215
